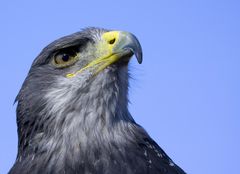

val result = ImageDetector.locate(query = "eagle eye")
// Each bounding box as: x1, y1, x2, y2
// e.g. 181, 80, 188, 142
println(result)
52, 48, 79, 68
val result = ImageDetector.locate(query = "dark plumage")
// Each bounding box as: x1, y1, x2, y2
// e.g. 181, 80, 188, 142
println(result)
9, 28, 186, 174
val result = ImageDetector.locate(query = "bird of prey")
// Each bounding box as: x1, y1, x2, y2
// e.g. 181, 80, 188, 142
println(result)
9, 28, 186, 174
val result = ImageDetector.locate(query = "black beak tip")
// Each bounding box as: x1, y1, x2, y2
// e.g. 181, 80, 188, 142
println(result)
130, 34, 143, 64
136, 51, 143, 64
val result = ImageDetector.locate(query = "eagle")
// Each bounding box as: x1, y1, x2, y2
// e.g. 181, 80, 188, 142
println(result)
9, 28, 186, 174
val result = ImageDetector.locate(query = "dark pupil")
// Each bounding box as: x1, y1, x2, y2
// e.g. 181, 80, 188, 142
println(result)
62, 54, 70, 62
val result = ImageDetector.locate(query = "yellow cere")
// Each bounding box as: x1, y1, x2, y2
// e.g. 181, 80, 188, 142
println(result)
66, 31, 121, 78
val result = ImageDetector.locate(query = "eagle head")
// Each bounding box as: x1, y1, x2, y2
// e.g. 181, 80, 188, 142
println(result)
14, 28, 144, 173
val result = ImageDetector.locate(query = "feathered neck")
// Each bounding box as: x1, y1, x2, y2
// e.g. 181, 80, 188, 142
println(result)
16, 66, 138, 167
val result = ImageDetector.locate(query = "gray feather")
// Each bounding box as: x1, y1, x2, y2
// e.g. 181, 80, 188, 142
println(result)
9, 28, 186, 174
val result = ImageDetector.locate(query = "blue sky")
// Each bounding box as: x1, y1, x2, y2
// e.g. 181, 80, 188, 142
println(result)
1, 0, 240, 173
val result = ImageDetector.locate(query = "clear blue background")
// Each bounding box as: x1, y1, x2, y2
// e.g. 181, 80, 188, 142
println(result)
1, 0, 239, 173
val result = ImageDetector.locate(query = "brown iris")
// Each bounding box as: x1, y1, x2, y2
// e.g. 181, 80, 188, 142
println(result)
53, 49, 79, 68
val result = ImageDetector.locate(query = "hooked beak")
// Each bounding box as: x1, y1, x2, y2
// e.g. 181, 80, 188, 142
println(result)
103, 31, 143, 64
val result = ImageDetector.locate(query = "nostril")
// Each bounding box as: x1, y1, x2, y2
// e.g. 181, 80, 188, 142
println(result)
108, 38, 116, 45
